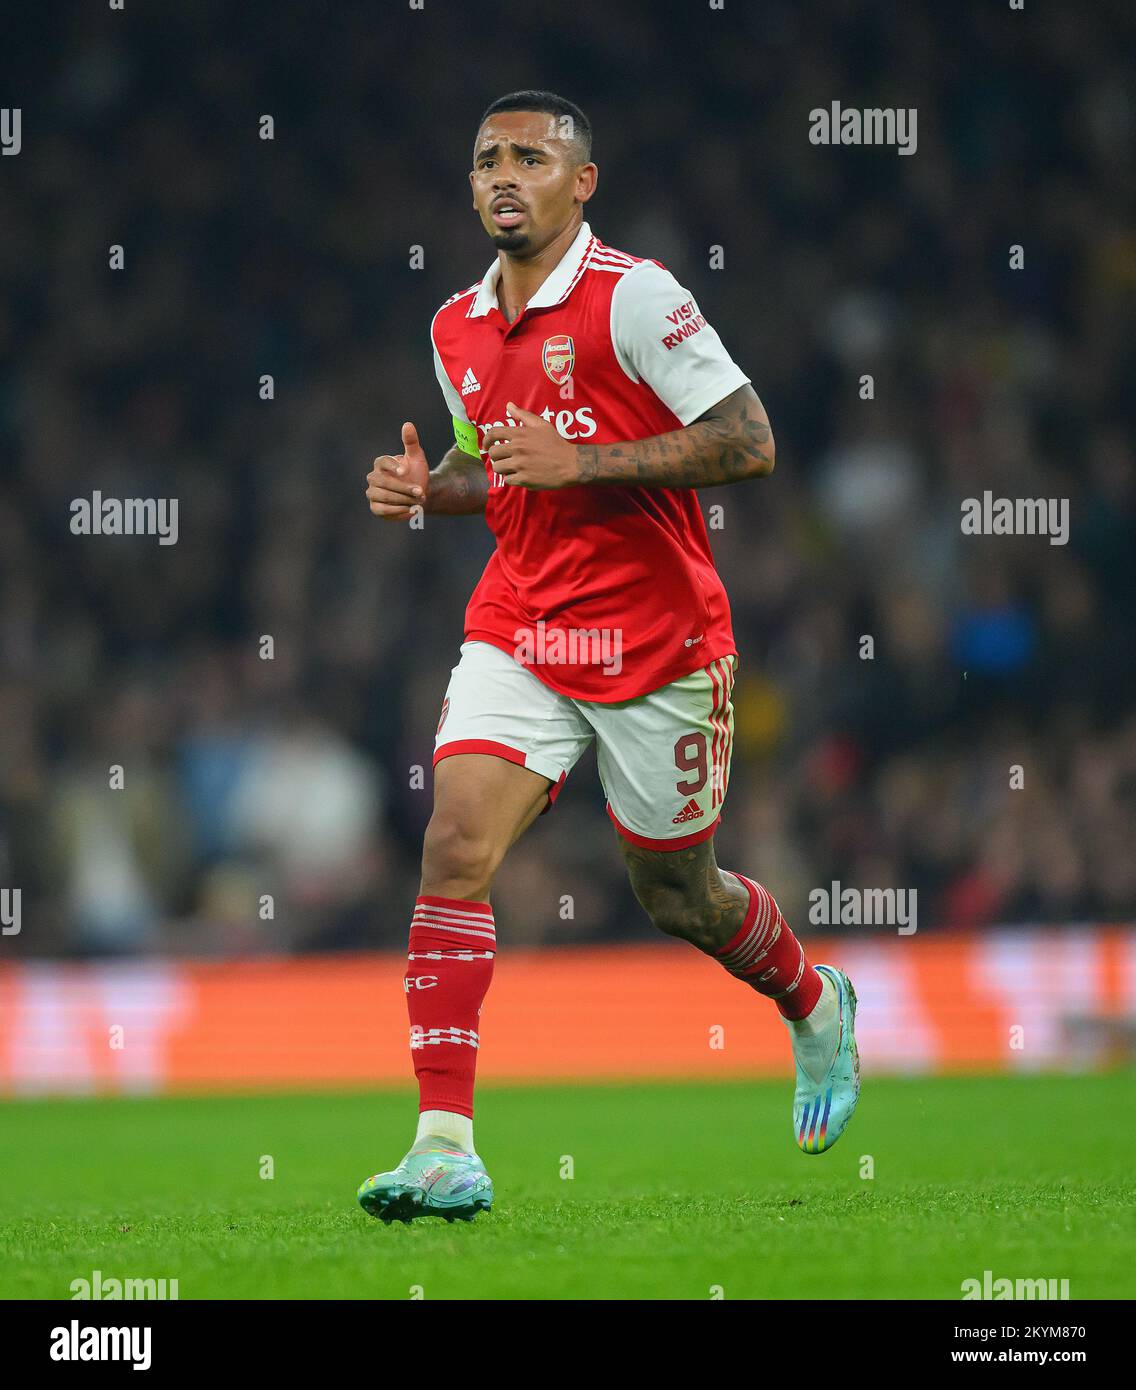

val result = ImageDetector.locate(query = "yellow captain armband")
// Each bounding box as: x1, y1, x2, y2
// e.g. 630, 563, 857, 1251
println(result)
453, 416, 481, 458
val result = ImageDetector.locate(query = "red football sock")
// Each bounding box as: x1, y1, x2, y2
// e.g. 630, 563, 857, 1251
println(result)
714, 874, 822, 1020
406, 894, 496, 1118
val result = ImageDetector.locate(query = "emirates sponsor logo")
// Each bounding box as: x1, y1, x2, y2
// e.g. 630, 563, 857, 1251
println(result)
477, 407, 597, 456
672, 798, 704, 824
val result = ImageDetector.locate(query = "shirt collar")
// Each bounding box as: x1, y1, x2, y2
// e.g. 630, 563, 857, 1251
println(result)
467, 220, 595, 318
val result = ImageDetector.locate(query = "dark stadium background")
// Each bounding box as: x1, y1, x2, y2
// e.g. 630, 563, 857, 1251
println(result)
1, 0, 1134, 964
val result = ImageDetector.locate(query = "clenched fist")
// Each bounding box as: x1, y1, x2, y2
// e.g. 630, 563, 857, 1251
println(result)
366, 422, 429, 520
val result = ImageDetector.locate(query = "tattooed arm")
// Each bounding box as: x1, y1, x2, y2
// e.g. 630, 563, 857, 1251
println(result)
424, 445, 490, 515
482, 385, 774, 491
577, 384, 774, 488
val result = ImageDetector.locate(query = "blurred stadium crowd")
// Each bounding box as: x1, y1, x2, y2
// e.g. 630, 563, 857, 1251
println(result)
1, 1, 1133, 956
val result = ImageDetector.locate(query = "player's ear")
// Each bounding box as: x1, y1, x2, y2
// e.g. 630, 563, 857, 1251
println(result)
576, 163, 598, 205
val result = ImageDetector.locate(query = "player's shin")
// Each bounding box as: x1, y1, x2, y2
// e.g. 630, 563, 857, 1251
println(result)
405, 894, 496, 1153
712, 873, 859, 1152
714, 874, 823, 1020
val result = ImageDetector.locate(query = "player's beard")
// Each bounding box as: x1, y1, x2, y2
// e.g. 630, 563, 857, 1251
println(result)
490, 227, 531, 252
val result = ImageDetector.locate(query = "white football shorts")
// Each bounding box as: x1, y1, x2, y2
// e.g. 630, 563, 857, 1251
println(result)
433, 639, 737, 850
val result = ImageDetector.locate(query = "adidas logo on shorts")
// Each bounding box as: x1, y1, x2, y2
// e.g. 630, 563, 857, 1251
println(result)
672, 798, 704, 824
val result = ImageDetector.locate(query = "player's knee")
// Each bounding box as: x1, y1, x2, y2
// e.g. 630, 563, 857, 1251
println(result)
420, 809, 501, 897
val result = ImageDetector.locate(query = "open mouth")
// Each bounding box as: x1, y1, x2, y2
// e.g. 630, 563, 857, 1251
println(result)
491, 201, 526, 227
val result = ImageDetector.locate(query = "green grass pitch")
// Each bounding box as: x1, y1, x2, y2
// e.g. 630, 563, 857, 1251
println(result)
1, 1074, 1131, 1299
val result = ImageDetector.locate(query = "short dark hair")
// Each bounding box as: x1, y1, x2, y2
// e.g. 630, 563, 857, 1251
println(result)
478, 90, 592, 163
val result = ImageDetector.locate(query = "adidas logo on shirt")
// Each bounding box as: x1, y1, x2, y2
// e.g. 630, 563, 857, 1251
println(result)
672, 798, 704, 824
460, 367, 481, 397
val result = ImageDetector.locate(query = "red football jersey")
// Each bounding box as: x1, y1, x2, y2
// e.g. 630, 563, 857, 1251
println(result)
430, 221, 749, 701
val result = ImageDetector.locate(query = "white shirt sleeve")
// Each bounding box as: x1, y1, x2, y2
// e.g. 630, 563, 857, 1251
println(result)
610, 261, 750, 425
431, 325, 469, 424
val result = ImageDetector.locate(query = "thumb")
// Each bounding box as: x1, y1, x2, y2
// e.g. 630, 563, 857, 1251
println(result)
401, 420, 425, 458
506, 401, 543, 426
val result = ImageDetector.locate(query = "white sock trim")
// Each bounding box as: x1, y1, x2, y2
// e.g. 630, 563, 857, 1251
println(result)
416, 1109, 474, 1152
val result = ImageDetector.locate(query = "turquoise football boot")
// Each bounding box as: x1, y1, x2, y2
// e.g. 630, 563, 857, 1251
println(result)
357, 1135, 494, 1224
791, 965, 860, 1154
